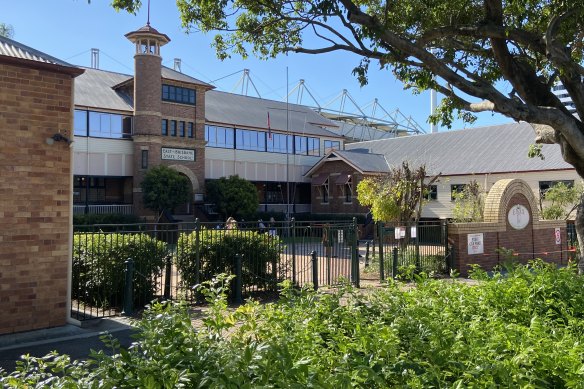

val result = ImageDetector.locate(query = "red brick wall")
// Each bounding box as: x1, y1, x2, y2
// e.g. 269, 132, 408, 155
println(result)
449, 192, 566, 276
310, 160, 368, 215
0, 62, 75, 334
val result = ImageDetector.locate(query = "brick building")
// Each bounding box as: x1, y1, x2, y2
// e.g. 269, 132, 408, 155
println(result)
0, 36, 83, 334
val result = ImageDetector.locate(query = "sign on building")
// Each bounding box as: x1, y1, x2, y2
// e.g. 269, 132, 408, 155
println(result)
161, 147, 195, 161
467, 233, 484, 255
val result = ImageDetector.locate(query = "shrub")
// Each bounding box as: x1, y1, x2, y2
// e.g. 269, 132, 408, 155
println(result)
73, 213, 142, 227
72, 233, 167, 309
176, 228, 286, 293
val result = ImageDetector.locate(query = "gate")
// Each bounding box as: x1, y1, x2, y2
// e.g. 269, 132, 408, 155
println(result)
374, 220, 450, 279
71, 219, 360, 320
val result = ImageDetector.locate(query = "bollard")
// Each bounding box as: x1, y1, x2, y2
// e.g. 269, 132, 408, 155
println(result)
163, 254, 172, 299
392, 247, 398, 279
311, 250, 318, 291
123, 258, 134, 316
378, 223, 385, 281
234, 254, 243, 304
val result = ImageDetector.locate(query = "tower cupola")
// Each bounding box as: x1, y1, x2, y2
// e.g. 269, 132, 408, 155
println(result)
124, 23, 170, 56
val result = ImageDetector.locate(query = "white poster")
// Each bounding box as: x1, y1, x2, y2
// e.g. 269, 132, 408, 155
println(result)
395, 227, 401, 240
338, 229, 344, 243
467, 233, 484, 255
555, 228, 561, 245
411, 226, 417, 238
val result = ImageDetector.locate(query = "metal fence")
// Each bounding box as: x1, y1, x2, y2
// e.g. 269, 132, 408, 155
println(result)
71, 219, 359, 320
373, 220, 450, 279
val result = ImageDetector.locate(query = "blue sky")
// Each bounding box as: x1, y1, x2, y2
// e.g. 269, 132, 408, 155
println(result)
4, 0, 511, 133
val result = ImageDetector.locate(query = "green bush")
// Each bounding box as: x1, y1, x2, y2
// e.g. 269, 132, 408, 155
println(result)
73, 213, 142, 227
176, 228, 286, 293
5, 262, 584, 387
72, 233, 167, 309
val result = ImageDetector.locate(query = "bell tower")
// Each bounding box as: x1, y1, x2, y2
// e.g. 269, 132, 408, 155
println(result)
125, 23, 170, 217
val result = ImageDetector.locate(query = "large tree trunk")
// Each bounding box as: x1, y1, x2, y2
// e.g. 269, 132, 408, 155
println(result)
576, 194, 584, 275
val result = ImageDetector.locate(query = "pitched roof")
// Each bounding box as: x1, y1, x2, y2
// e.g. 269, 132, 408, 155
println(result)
161, 66, 213, 88
75, 67, 133, 112
0, 35, 82, 75
305, 149, 388, 177
205, 90, 343, 138
345, 122, 573, 176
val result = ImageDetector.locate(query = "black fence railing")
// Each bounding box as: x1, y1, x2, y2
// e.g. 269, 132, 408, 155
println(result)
71, 219, 360, 320
375, 220, 450, 279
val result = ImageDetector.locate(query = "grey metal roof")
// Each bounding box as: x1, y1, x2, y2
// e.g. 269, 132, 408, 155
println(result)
0, 35, 77, 68
75, 67, 133, 112
205, 90, 343, 138
345, 122, 574, 176
333, 150, 389, 173
161, 66, 213, 88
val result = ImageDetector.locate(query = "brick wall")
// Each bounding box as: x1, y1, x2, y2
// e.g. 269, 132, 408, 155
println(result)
310, 160, 368, 215
0, 62, 76, 334
449, 180, 566, 276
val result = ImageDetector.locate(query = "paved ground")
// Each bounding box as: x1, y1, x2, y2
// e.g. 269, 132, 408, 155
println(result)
0, 317, 136, 373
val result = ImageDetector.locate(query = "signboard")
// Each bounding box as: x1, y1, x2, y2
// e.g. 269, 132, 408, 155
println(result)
395, 227, 406, 239
467, 233, 484, 255
161, 147, 195, 161
508, 204, 530, 230
338, 229, 344, 243
555, 227, 561, 245
410, 226, 417, 239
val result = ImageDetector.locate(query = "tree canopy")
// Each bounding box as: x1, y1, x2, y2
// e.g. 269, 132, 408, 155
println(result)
357, 162, 438, 223
141, 165, 192, 218
206, 175, 259, 220
0, 23, 14, 38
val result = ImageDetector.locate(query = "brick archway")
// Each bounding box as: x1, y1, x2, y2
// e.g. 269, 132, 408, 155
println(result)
483, 178, 540, 225
167, 164, 200, 193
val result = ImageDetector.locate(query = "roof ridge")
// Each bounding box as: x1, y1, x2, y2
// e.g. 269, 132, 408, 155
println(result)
0, 35, 77, 68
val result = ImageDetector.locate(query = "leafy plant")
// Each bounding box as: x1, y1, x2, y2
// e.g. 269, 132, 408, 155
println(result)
141, 165, 192, 220
451, 180, 484, 222
206, 176, 259, 220
540, 181, 583, 220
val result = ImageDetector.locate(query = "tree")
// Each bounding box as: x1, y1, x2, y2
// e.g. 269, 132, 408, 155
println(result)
451, 180, 484, 223
0, 23, 14, 38
141, 165, 192, 220
540, 181, 584, 220
206, 175, 259, 220
357, 162, 439, 223
112, 0, 584, 270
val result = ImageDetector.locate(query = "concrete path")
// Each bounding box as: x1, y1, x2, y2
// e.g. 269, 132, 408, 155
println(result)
0, 317, 136, 373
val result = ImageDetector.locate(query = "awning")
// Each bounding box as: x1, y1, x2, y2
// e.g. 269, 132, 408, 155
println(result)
311, 174, 329, 186
335, 173, 351, 185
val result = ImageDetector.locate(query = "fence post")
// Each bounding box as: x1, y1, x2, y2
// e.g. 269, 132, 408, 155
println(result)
392, 247, 398, 279
234, 254, 243, 304
378, 222, 385, 281
311, 250, 318, 291
351, 217, 360, 288
365, 241, 370, 267
443, 220, 450, 272
163, 254, 172, 299
291, 218, 297, 285
194, 218, 201, 286
415, 223, 421, 271
123, 258, 134, 316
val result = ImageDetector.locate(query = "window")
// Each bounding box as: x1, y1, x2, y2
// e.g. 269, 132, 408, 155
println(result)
267, 133, 293, 154
87, 111, 132, 139
179, 121, 185, 137
324, 140, 340, 153
321, 178, 329, 204
205, 125, 235, 148
74, 110, 88, 136
162, 84, 196, 105
170, 120, 177, 136
451, 184, 467, 201
307, 137, 320, 156
161, 119, 168, 136
539, 180, 574, 197
187, 122, 194, 138
295, 136, 307, 155
425, 185, 438, 200
236, 129, 266, 151
141, 150, 148, 169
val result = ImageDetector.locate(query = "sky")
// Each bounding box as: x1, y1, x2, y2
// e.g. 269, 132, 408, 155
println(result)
3, 0, 512, 133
